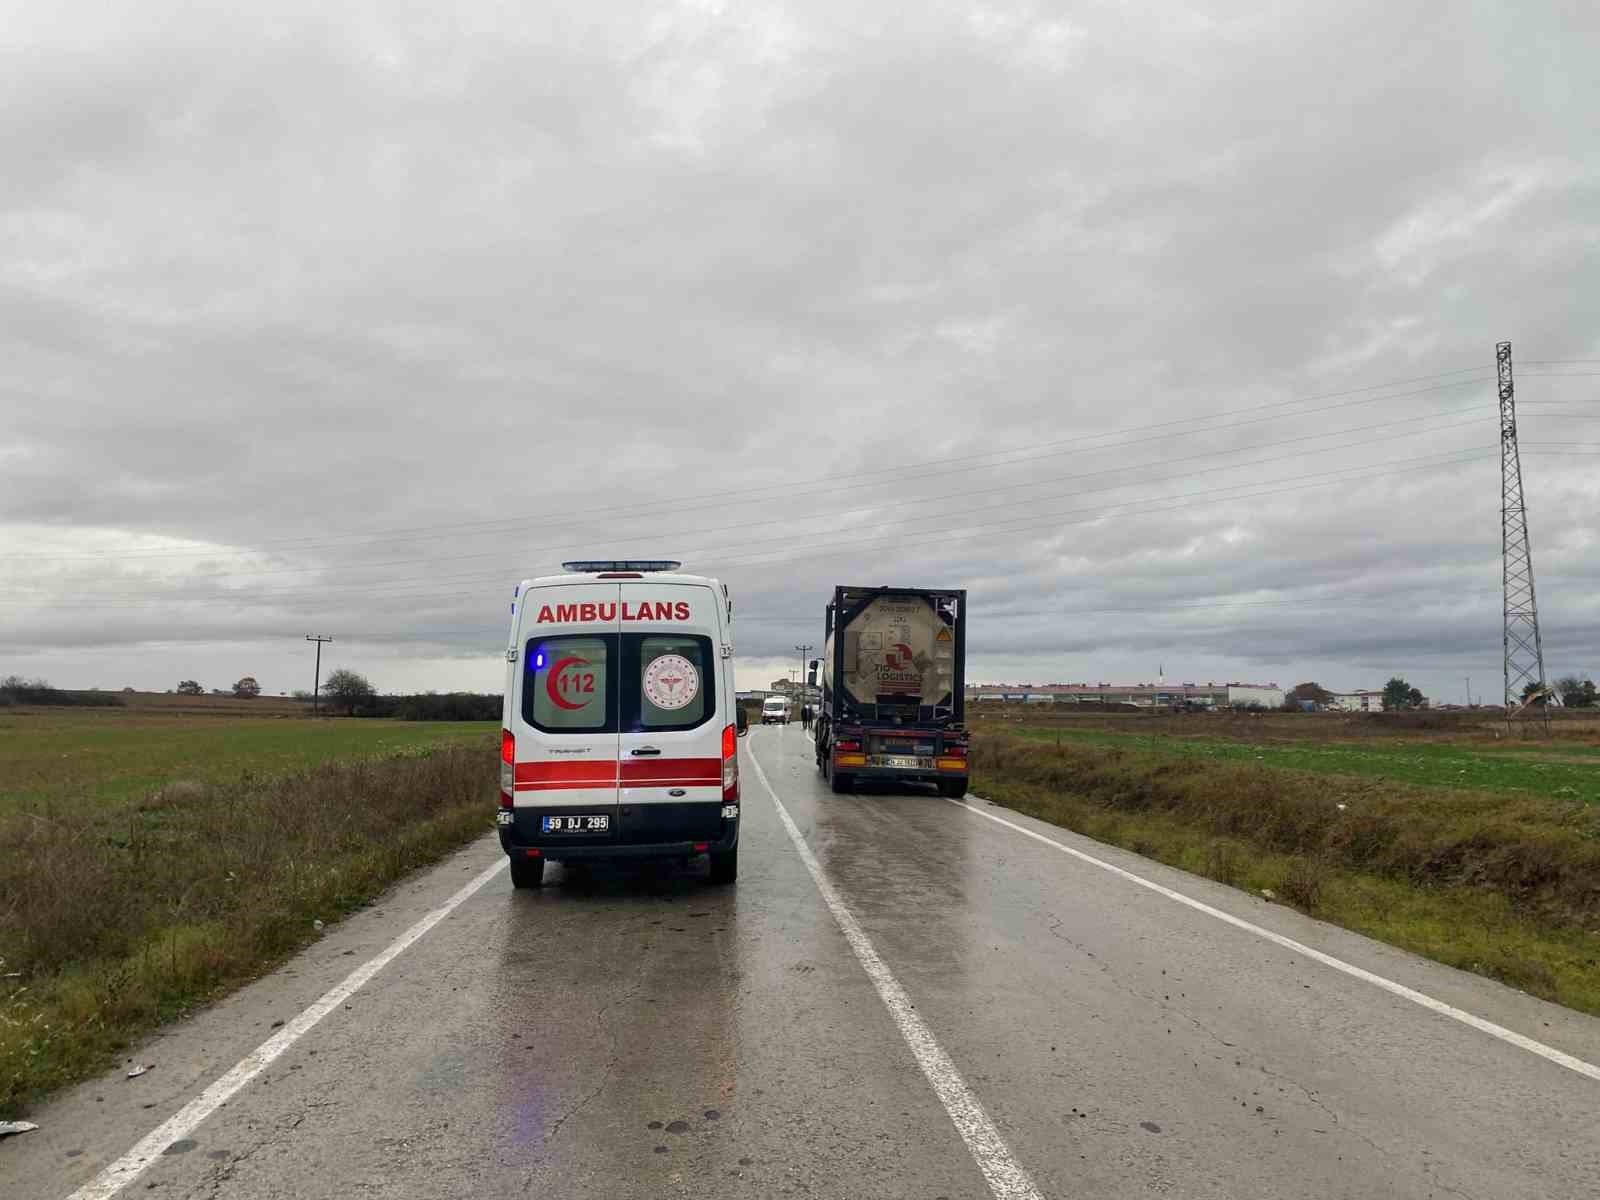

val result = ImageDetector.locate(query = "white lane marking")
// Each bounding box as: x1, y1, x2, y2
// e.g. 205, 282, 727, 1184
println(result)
948, 797, 1600, 1085
749, 754, 1041, 1200
66, 855, 508, 1200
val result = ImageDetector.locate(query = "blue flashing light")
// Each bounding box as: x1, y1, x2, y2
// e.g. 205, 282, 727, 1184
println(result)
533, 650, 546, 670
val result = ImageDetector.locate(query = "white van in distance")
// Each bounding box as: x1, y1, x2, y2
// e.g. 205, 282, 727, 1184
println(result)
762, 696, 790, 725
499, 561, 745, 888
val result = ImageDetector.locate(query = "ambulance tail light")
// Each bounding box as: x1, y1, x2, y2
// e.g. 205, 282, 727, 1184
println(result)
499, 729, 514, 808
721, 723, 739, 801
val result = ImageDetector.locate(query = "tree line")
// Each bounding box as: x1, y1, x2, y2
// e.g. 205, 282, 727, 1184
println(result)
1, 671, 498, 720
180, 669, 500, 720
0, 676, 124, 707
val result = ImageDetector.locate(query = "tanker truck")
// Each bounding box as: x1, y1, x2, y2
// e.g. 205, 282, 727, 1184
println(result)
813, 585, 968, 796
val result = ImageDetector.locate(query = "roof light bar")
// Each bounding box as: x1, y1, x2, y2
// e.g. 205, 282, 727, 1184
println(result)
561, 560, 682, 573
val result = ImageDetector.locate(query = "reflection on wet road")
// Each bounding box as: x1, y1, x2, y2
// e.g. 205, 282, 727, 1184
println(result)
15, 726, 1600, 1200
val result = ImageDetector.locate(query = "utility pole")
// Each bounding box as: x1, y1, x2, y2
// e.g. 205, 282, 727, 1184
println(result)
1497, 342, 1550, 736
795, 643, 813, 718
305, 634, 333, 717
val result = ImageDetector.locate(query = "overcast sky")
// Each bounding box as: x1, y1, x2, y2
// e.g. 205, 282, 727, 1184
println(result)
3, 1, 1597, 705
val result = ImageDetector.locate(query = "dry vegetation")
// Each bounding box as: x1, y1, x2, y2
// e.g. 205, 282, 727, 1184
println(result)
969, 717, 1600, 1014
0, 738, 496, 1114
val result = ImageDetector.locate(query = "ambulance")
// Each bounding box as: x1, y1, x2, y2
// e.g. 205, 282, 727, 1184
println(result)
498, 561, 745, 888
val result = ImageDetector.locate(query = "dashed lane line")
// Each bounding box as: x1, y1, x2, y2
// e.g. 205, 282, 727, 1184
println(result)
749, 750, 1043, 1200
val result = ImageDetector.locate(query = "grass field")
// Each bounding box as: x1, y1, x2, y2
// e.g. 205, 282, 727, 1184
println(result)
0, 708, 497, 1114
969, 708, 1600, 1016
0, 707, 492, 814
976, 712, 1600, 803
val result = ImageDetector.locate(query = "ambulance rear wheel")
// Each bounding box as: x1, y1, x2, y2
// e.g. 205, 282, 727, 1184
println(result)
708, 846, 737, 885
509, 855, 544, 889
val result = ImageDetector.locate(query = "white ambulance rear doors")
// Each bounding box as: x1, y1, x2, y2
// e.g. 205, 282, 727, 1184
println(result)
615, 582, 730, 843
512, 582, 621, 832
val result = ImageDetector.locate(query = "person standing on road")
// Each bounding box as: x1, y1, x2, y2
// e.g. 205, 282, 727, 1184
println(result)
801, 703, 812, 731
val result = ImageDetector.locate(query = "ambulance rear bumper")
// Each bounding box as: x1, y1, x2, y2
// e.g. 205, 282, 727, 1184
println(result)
498, 803, 738, 860
511, 833, 738, 862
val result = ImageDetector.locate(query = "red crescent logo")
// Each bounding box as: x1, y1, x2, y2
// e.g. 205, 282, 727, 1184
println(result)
546, 656, 591, 711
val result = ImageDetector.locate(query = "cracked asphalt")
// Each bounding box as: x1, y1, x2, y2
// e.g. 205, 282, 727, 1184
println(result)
9, 726, 1600, 1199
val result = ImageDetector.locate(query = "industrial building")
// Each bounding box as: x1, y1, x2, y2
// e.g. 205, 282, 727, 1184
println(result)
966, 682, 1286, 710
1327, 690, 1386, 713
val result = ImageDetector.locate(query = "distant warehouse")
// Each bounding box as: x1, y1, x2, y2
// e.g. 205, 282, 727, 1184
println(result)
966, 682, 1286, 710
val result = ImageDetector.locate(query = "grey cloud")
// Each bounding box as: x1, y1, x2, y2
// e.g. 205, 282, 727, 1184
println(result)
3, 0, 1598, 706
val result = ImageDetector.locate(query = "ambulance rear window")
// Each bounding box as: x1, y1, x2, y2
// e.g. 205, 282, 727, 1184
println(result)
523, 635, 616, 732
625, 634, 713, 732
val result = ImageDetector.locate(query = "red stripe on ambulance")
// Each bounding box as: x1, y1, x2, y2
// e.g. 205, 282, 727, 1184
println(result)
514, 761, 618, 790
620, 757, 722, 786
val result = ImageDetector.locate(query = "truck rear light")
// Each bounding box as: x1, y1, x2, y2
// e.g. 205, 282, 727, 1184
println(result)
834, 752, 868, 767
693, 842, 709, 852
721, 723, 739, 800
935, 757, 967, 771
500, 729, 514, 807
836, 739, 861, 752
525, 848, 541, 858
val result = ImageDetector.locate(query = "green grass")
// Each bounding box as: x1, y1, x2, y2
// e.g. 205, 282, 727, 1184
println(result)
0, 709, 492, 815
0, 714, 498, 1115
998, 723, 1600, 804
971, 732, 1600, 1016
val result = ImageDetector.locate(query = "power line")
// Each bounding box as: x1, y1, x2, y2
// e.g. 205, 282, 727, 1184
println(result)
700, 452, 1502, 573
2, 367, 1491, 563
3, 403, 1496, 593
0, 444, 1503, 610
0, 428, 1494, 606
738, 587, 1509, 626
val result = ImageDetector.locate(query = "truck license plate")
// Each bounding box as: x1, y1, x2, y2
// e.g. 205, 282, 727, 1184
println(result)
542, 814, 609, 833
883, 756, 923, 769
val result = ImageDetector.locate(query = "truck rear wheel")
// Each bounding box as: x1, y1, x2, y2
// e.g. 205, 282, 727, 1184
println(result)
509, 855, 545, 889
937, 778, 969, 799
829, 767, 853, 794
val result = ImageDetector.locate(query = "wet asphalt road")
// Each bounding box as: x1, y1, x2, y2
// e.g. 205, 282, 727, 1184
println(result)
9, 725, 1600, 1199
